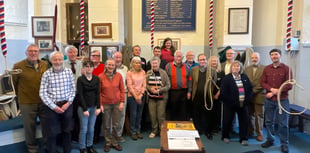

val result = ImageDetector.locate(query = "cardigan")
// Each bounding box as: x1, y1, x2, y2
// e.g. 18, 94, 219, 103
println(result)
99, 72, 125, 105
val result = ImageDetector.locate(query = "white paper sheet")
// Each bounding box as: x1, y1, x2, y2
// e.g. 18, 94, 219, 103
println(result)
168, 138, 199, 150
167, 129, 200, 139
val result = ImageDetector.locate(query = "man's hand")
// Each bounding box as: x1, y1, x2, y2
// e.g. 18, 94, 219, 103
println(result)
266, 92, 274, 98
270, 88, 279, 95
54, 106, 64, 114
61, 102, 70, 111
100, 105, 104, 113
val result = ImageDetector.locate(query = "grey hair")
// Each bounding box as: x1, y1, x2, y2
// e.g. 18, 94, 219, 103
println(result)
150, 56, 161, 67
91, 50, 101, 55
104, 58, 116, 74
230, 60, 244, 74
25, 43, 39, 52
49, 51, 64, 61
208, 56, 222, 72
64, 45, 77, 54
174, 50, 183, 57
129, 56, 142, 72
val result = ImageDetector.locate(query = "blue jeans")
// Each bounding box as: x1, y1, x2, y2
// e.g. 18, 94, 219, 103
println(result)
78, 106, 97, 149
264, 98, 289, 145
127, 96, 145, 134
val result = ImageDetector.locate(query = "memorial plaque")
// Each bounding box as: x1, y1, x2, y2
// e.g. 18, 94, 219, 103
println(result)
142, 0, 196, 31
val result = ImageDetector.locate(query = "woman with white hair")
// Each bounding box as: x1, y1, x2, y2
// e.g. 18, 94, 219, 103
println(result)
126, 56, 146, 140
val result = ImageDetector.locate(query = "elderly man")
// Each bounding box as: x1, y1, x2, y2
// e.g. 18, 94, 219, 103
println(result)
185, 51, 199, 71
12, 44, 48, 153
221, 48, 236, 75
39, 51, 76, 153
113, 51, 128, 142
260, 49, 292, 153
191, 54, 217, 139
165, 51, 192, 121
146, 46, 168, 71
63, 45, 83, 141
244, 52, 265, 141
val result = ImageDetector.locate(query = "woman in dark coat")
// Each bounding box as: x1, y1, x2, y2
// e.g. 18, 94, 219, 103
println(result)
220, 61, 253, 146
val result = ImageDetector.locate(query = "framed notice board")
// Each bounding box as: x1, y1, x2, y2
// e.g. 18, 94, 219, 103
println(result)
142, 0, 196, 31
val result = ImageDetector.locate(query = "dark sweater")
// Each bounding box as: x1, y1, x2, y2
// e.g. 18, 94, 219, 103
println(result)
77, 75, 100, 111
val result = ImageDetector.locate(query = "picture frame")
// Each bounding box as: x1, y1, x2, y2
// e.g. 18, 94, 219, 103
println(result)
91, 23, 112, 38
90, 45, 119, 62
32, 16, 54, 37
35, 37, 54, 51
157, 38, 181, 51
228, 8, 249, 34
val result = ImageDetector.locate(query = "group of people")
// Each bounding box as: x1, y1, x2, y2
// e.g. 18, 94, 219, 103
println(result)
12, 37, 292, 153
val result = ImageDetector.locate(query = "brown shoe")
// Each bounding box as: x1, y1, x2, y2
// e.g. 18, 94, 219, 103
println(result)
112, 144, 123, 151
104, 145, 110, 152
256, 135, 264, 141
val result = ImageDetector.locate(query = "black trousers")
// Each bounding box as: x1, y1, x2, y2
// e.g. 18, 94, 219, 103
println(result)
40, 104, 73, 153
167, 89, 188, 121
222, 104, 249, 142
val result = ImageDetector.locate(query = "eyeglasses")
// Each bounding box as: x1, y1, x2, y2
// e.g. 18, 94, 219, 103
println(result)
91, 55, 100, 57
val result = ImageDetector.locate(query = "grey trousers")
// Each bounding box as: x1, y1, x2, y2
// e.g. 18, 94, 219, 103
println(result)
148, 98, 167, 134
20, 103, 41, 153
103, 103, 121, 146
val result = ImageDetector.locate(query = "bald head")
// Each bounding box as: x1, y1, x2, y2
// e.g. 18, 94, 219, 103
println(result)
186, 51, 195, 63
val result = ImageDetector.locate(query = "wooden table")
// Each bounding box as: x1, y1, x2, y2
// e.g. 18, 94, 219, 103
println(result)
160, 121, 206, 153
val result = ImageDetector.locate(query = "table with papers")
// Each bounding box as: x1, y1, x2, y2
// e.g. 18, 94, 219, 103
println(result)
160, 121, 206, 153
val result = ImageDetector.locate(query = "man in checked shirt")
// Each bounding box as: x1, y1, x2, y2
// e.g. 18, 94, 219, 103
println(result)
39, 51, 76, 153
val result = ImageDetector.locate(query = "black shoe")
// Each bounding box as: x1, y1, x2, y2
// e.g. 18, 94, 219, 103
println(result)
87, 146, 98, 153
104, 145, 110, 152
206, 133, 213, 140
137, 133, 143, 139
261, 141, 274, 148
93, 136, 100, 144
281, 145, 289, 153
80, 148, 87, 153
112, 144, 123, 151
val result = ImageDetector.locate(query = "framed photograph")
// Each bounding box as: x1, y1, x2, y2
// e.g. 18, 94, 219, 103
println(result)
90, 46, 119, 62
35, 37, 54, 51
228, 8, 249, 34
79, 45, 90, 58
157, 38, 181, 51
32, 16, 54, 37
91, 23, 112, 38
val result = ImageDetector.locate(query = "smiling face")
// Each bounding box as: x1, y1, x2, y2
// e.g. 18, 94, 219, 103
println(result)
153, 48, 161, 57
231, 62, 241, 75
90, 51, 101, 65
270, 52, 281, 64
210, 57, 218, 69
151, 60, 159, 71
66, 48, 78, 62
186, 51, 195, 63
132, 46, 141, 56
198, 54, 207, 67
113, 52, 122, 66
26, 45, 39, 62
251, 52, 260, 65
51, 52, 64, 72
174, 52, 183, 65
106, 59, 115, 74
132, 60, 141, 71
226, 49, 235, 61
164, 40, 172, 49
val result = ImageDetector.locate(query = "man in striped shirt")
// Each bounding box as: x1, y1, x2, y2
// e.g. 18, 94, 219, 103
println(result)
165, 51, 192, 121
39, 51, 76, 153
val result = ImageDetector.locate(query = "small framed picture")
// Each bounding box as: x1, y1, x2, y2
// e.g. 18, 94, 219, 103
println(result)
35, 37, 54, 51
32, 16, 54, 37
91, 23, 112, 38
157, 38, 181, 51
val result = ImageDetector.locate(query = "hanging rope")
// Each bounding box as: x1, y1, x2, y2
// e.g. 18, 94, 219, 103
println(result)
278, 0, 307, 115
150, 0, 155, 50
208, 0, 214, 49
203, 0, 218, 111
52, 1, 59, 51
0, 0, 8, 71
80, 0, 85, 54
